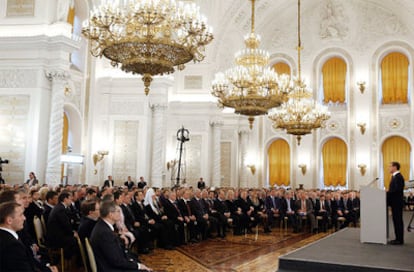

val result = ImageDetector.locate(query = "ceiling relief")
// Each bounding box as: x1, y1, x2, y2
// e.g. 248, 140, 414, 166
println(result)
319, 0, 349, 40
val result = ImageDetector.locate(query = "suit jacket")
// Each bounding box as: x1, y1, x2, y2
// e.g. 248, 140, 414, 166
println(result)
387, 172, 405, 207
295, 199, 314, 214
121, 204, 137, 232
25, 201, 44, 239
314, 199, 331, 214
163, 200, 182, 222
47, 202, 74, 248
137, 181, 147, 189
124, 181, 134, 189
265, 196, 281, 211
90, 219, 140, 272
280, 198, 297, 215
197, 181, 205, 189
0, 229, 35, 272
331, 198, 345, 216
103, 179, 114, 188
25, 179, 39, 186
43, 204, 53, 224
130, 201, 149, 226
78, 216, 97, 242
214, 198, 229, 215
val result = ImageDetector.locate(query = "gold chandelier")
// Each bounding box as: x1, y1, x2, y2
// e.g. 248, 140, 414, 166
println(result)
268, 0, 330, 145
211, 0, 291, 129
82, 0, 213, 95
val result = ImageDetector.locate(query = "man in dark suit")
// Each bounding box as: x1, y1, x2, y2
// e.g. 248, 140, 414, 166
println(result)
78, 199, 100, 241
0, 202, 58, 272
295, 191, 317, 233
103, 175, 115, 188
125, 176, 135, 189
90, 201, 152, 271
46, 191, 77, 259
387, 161, 405, 245
197, 177, 206, 189
137, 176, 147, 189
43, 190, 58, 224
280, 191, 299, 232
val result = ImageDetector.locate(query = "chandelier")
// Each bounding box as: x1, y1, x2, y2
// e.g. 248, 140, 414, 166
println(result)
82, 0, 213, 95
268, 0, 330, 145
211, 0, 291, 129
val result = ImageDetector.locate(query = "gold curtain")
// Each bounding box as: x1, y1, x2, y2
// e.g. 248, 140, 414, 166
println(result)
381, 52, 409, 104
272, 62, 291, 76
268, 139, 290, 186
67, 0, 76, 30
322, 57, 346, 103
322, 137, 347, 187
382, 136, 411, 189
61, 113, 69, 179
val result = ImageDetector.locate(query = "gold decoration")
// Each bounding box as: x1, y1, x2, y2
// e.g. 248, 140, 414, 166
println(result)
211, 0, 291, 129
268, 0, 330, 145
82, 0, 213, 95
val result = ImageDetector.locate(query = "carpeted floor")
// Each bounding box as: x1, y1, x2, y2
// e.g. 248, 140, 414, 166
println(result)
140, 227, 330, 272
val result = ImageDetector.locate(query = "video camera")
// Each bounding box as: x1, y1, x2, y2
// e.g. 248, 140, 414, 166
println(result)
0, 157, 9, 172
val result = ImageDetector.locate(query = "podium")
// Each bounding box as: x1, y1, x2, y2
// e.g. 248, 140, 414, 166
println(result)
360, 180, 387, 244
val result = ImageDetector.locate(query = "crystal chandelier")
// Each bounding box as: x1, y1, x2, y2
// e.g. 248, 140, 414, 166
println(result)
211, 0, 291, 129
268, 0, 330, 145
82, 0, 213, 95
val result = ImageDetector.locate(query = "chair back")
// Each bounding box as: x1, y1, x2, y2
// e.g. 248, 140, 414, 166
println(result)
76, 236, 88, 272
33, 216, 46, 247
40, 214, 47, 235
85, 238, 97, 272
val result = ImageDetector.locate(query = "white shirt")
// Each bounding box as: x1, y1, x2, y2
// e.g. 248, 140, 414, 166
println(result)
0, 227, 19, 240
102, 219, 114, 232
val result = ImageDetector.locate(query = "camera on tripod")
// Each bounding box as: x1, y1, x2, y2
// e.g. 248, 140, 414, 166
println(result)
0, 157, 9, 172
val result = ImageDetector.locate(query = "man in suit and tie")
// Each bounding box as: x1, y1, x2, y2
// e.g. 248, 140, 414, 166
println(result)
47, 191, 78, 259
103, 175, 115, 188
90, 201, 152, 271
0, 202, 58, 272
197, 177, 206, 190
387, 161, 405, 245
295, 191, 317, 233
124, 176, 135, 189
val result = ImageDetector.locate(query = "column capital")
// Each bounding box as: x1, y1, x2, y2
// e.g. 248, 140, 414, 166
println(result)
210, 119, 224, 127
45, 69, 70, 82
150, 103, 168, 112
238, 129, 250, 136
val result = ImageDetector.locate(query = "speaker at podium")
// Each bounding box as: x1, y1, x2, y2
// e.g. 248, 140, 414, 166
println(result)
360, 177, 387, 244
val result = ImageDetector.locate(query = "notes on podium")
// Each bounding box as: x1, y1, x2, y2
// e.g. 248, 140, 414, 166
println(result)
360, 178, 387, 244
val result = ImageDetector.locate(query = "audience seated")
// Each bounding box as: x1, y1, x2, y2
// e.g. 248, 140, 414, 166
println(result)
90, 201, 152, 271
1, 180, 366, 271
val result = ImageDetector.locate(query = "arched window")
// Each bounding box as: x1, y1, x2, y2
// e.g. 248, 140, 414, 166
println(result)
381, 136, 411, 189
272, 62, 291, 76
322, 137, 347, 187
268, 139, 290, 187
321, 57, 347, 103
380, 52, 409, 104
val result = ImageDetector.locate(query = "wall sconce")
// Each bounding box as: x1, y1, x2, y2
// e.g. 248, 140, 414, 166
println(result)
358, 164, 367, 176
93, 150, 109, 174
166, 159, 177, 171
298, 164, 307, 175
247, 165, 256, 175
357, 81, 366, 94
357, 123, 366, 135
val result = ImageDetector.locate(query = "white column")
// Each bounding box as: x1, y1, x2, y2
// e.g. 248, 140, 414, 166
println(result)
150, 104, 167, 188
210, 120, 223, 187
45, 70, 69, 187
239, 129, 249, 188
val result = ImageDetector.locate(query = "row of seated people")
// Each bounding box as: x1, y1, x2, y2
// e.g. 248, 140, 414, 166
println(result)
0, 183, 362, 271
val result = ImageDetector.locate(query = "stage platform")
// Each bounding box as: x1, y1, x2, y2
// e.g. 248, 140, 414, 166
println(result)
279, 212, 414, 272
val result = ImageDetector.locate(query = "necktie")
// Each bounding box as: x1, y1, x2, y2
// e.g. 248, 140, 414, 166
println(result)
302, 200, 306, 210
272, 197, 276, 208
186, 201, 192, 216
287, 199, 291, 211
321, 201, 324, 210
